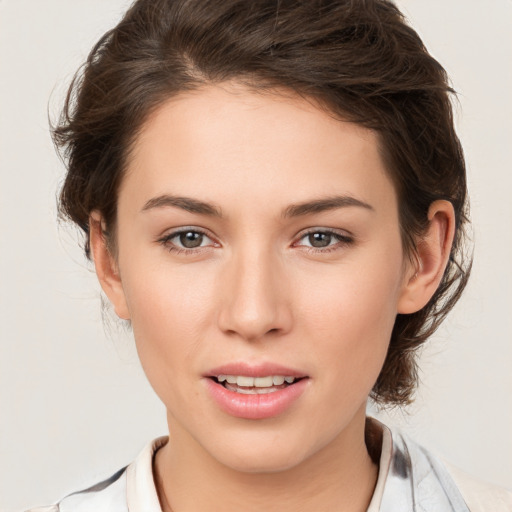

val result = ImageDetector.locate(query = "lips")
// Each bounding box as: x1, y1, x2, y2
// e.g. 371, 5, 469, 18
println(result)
207, 362, 307, 379
204, 363, 309, 419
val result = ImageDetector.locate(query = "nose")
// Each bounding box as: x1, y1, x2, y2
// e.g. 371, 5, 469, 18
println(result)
217, 246, 293, 342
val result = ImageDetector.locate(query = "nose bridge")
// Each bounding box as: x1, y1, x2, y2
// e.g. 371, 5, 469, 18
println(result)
218, 241, 291, 341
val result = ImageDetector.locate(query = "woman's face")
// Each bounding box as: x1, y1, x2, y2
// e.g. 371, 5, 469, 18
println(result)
109, 84, 413, 472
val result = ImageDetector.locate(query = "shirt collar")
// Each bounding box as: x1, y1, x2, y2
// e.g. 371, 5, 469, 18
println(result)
126, 419, 469, 512
126, 435, 168, 511
367, 418, 469, 512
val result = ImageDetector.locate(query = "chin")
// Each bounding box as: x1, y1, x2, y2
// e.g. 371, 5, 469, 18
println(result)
217, 447, 308, 474
199, 426, 321, 474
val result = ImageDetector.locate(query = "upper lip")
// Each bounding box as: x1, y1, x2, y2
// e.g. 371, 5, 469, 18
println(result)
205, 362, 307, 378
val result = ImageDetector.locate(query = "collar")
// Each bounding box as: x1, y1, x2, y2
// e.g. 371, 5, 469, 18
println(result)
126, 435, 167, 511
367, 418, 469, 512
125, 419, 469, 512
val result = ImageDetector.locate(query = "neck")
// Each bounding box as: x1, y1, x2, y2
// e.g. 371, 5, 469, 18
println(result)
154, 410, 379, 512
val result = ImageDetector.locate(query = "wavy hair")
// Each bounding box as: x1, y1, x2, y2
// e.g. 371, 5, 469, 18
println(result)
53, 0, 471, 405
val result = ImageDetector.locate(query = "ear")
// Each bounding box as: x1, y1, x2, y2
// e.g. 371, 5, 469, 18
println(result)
89, 211, 130, 320
397, 200, 456, 314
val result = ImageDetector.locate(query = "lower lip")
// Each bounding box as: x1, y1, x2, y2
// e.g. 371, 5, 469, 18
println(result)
204, 378, 308, 420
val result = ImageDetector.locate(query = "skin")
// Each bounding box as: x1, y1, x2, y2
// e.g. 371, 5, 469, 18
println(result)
90, 83, 455, 512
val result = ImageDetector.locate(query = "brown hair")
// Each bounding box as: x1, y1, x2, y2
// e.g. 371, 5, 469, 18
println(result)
53, 0, 471, 405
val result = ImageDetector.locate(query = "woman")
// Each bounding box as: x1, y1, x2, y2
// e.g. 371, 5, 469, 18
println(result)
28, 0, 511, 510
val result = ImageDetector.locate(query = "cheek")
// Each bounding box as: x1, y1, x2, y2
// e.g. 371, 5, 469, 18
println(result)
120, 262, 218, 391
127, 257, 217, 325
294, 254, 403, 389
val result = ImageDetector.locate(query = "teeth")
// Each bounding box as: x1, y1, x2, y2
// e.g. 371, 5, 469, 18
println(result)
254, 376, 273, 387
216, 375, 296, 387
234, 386, 280, 395
237, 376, 254, 387
272, 375, 285, 385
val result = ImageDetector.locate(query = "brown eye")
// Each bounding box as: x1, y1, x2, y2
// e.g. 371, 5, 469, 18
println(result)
179, 231, 204, 248
308, 232, 332, 248
159, 228, 216, 253
295, 229, 354, 252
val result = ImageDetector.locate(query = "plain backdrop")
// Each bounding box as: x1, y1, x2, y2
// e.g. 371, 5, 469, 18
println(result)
1, 1, 511, 510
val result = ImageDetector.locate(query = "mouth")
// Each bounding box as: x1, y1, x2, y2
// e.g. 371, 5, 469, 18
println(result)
205, 363, 309, 419
211, 374, 303, 395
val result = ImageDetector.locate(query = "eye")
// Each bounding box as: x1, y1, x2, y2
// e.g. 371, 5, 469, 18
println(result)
158, 228, 217, 253
294, 229, 353, 252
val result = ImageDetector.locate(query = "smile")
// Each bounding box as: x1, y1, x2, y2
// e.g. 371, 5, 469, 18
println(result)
215, 375, 297, 394
205, 367, 308, 419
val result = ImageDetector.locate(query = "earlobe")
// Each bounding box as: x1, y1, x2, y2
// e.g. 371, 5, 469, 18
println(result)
89, 211, 130, 320
397, 200, 456, 314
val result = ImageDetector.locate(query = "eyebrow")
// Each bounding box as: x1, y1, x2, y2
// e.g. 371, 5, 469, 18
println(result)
142, 195, 223, 217
141, 194, 374, 218
282, 195, 374, 218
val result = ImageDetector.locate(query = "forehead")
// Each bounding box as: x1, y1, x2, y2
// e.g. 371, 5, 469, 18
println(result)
121, 83, 397, 217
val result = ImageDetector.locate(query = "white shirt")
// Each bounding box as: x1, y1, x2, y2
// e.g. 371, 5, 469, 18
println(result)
27, 419, 512, 512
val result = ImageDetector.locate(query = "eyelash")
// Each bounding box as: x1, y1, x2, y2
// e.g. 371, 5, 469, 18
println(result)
157, 227, 216, 255
295, 229, 354, 254
157, 228, 354, 255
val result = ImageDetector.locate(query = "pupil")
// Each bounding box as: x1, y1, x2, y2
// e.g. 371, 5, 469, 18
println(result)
309, 232, 331, 248
180, 231, 202, 248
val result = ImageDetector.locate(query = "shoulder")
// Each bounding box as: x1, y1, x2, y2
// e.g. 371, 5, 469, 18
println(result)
25, 436, 167, 512
368, 418, 512, 512
387, 423, 512, 512
443, 461, 512, 512
25, 466, 128, 512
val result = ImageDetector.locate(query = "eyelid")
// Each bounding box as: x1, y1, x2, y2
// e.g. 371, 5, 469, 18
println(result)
157, 226, 219, 251
293, 227, 354, 251
294, 227, 353, 241
156, 226, 353, 254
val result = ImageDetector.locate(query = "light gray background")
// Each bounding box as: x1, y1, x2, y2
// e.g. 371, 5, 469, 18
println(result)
1, 1, 511, 510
